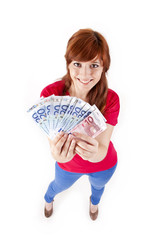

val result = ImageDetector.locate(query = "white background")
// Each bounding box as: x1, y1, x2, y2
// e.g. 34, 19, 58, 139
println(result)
0, 0, 160, 239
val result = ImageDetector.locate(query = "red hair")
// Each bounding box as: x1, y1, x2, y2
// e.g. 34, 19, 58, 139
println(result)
62, 28, 111, 113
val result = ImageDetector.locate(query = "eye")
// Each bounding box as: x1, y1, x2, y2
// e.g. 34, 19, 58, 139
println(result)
91, 64, 99, 68
73, 62, 81, 67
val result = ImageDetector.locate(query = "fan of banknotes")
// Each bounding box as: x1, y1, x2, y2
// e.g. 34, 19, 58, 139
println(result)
27, 94, 107, 139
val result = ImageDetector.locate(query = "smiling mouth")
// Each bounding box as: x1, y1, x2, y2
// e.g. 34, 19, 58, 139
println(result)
77, 78, 93, 85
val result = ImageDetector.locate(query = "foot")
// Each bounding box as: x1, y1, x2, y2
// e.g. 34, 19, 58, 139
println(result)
44, 201, 53, 218
45, 201, 53, 211
90, 202, 98, 213
89, 197, 99, 220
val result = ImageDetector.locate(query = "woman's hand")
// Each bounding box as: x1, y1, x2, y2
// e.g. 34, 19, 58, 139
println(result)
48, 131, 76, 163
73, 124, 115, 163
72, 132, 99, 162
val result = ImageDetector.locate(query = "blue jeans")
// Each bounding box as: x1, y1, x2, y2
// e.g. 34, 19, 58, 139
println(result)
44, 162, 117, 205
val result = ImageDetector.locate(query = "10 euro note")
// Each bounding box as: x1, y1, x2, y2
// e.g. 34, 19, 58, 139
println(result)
70, 108, 107, 138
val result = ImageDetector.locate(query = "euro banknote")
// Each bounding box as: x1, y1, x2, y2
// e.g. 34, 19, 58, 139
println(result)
70, 107, 107, 138
27, 94, 107, 139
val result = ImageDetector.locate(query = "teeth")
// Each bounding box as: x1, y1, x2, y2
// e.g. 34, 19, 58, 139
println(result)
78, 79, 91, 84
81, 81, 90, 83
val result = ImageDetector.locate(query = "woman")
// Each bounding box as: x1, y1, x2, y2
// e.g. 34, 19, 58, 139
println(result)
40, 29, 120, 220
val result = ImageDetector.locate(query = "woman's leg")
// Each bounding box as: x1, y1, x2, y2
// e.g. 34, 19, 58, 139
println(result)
88, 163, 117, 205
44, 162, 82, 203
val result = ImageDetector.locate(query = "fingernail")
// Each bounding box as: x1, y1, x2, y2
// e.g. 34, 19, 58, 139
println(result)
59, 131, 63, 135
72, 132, 77, 136
68, 134, 73, 139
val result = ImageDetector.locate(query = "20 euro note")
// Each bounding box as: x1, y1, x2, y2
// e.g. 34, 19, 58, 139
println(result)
66, 104, 95, 132
27, 107, 50, 137
61, 97, 87, 132
70, 108, 107, 138
49, 96, 62, 138
28, 96, 54, 135
54, 96, 73, 132
56, 97, 79, 132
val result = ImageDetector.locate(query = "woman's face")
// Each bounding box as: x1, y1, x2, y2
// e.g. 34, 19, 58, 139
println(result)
68, 57, 103, 94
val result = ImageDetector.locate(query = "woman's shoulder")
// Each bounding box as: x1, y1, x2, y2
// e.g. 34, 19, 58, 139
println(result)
106, 88, 119, 103
103, 88, 120, 126
40, 78, 65, 97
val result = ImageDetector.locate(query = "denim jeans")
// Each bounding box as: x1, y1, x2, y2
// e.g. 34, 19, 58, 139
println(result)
44, 162, 117, 205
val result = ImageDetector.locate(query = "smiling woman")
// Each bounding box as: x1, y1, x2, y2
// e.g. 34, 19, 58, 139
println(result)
40, 28, 120, 221
68, 57, 103, 101
62, 28, 110, 113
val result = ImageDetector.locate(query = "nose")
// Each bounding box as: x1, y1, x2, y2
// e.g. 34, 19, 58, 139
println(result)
78, 65, 92, 81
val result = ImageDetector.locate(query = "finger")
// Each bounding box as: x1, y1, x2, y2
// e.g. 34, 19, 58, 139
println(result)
56, 133, 68, 154
61, 134, 73, 157
75, 149, 88, 160
76, 140, 93, 152
52, 131, 65, 144
67, 138, 76, 158
72, 132, 96, 145
48, 132, 64, 148
75, 145, 90, 156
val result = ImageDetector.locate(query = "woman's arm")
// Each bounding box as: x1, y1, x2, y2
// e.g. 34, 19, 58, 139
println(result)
73, 124, 114, 163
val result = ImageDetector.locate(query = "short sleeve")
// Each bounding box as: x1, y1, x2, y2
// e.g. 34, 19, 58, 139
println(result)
103, 89, 120, 126
40, 79, 64, 98
40, 87, 52, 98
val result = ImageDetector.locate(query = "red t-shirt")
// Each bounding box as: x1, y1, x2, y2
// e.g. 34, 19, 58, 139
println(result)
40, 79, 120, 173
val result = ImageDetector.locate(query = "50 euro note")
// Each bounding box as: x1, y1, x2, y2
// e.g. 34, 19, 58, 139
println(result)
70, 108, 107, 138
